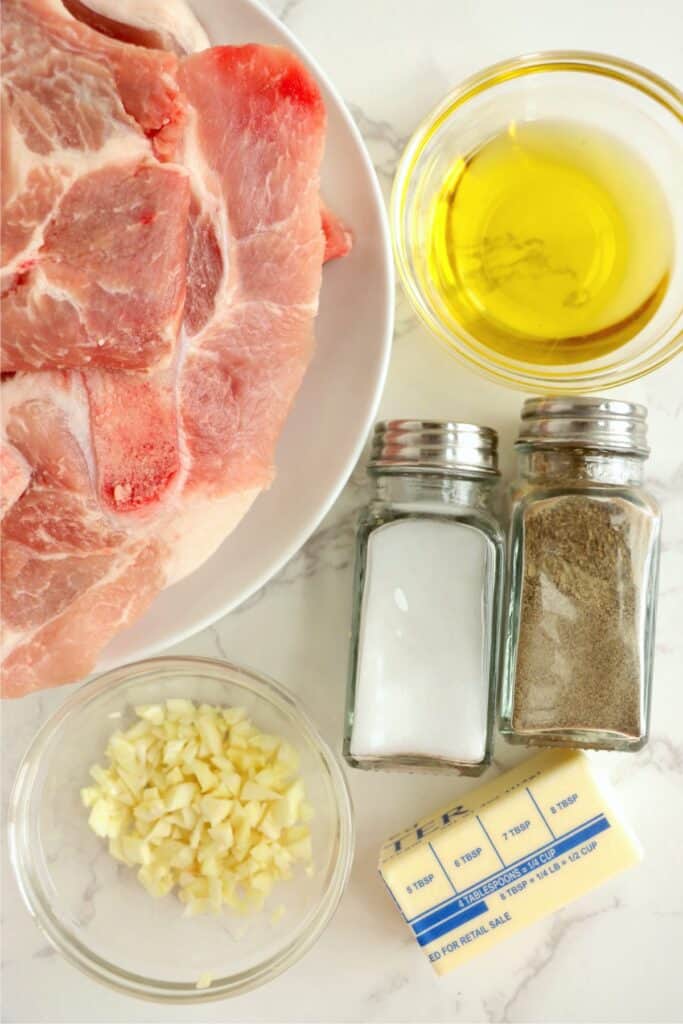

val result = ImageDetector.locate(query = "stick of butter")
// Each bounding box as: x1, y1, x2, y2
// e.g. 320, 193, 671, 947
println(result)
379, 750, 641, 975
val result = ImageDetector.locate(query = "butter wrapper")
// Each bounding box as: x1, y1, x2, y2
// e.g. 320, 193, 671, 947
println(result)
379, 750, 641, 975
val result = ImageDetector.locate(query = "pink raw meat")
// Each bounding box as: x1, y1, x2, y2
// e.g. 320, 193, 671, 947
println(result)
177, 46, 325, 496
59, 0, 352, 265
1, 42, 327, 696
1, 374, 164, 687
321, 203, 353, 262
1, 0, 189, 371
0, 440, 30, 519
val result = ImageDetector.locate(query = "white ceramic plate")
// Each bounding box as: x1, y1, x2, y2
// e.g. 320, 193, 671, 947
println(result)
100, 0, 393, 670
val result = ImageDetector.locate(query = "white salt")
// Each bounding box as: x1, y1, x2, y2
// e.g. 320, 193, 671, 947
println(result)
349, 518, 493, 764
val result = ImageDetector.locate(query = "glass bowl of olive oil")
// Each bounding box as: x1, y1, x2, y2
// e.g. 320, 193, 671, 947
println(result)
392, 52, 682, 392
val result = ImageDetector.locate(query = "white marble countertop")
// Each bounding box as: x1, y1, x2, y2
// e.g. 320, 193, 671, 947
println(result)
3, 1, 683, 1021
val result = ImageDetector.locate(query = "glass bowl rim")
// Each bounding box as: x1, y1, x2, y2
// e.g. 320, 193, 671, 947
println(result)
390, 49, 683, 393
8, 655, 355, 1003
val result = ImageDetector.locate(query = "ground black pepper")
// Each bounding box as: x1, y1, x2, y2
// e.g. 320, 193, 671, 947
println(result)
511, 494, 652, 740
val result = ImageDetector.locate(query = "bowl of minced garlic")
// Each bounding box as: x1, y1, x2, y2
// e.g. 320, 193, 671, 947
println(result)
9, 657, 354, 1001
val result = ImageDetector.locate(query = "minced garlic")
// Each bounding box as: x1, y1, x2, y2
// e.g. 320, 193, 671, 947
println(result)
81, 700, 313, 915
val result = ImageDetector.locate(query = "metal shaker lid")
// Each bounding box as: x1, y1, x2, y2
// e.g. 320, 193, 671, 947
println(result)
369, 419, 499, 477
516, 396, 650, 456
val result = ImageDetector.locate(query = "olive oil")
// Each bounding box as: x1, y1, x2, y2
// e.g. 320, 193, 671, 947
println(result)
428, 120, 673, 365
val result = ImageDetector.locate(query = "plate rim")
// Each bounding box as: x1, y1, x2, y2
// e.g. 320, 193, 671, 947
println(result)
97, 0, 394, 671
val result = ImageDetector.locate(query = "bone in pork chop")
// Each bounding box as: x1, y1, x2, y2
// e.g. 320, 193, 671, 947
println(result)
1, 32, 329, 696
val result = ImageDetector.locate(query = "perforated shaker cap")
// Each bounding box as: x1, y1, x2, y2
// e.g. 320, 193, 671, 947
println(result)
369, 419, 499, 477
517, 396, 649, 456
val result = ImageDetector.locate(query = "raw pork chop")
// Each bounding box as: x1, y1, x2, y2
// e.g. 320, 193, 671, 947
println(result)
65, 0, 352, 262
1, 373, 165, 686
1, 0, 189, 371
1, 42, 327, 696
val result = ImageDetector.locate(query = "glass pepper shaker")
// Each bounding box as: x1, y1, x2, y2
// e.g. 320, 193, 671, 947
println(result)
344, 420, 505, 775
500, 397, 662, 752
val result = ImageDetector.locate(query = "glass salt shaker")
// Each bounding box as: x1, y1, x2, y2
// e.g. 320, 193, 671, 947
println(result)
500, 397, 662, 752
344, 420, 505, 775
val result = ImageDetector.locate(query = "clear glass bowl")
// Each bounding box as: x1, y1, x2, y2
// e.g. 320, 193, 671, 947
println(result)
8, 657, 354, 1003
391, 52, 683, 393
